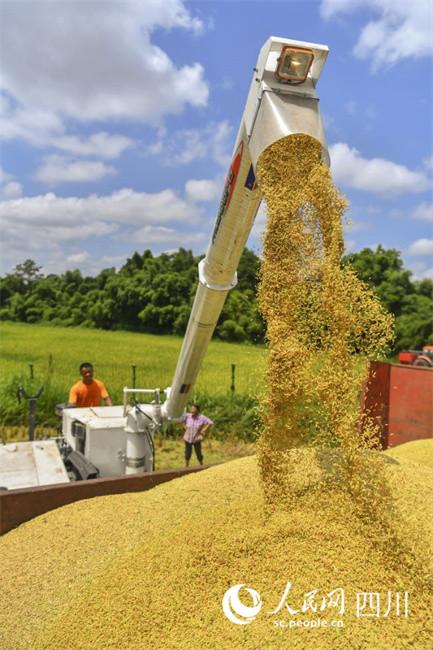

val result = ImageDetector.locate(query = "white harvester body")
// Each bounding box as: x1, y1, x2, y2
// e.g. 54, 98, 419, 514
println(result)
0, 440, 69, 490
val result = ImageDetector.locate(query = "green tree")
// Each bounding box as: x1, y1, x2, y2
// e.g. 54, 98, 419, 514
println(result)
344, 246, 433, 352
2, 246, 428, 350
12, 259, 44, 289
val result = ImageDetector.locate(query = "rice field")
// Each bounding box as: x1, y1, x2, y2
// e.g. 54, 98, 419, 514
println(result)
0, 322, 266, 404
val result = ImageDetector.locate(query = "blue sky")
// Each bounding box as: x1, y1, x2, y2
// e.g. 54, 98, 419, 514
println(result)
0, 0, 432, 278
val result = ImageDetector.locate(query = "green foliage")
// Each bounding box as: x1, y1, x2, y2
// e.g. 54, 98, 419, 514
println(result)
162, 392, 261, 443
343, 245, 433, 351
1, 245, 431, 351
395, 293, 433, 349
0, 369, 60, 429
192, 392, 261, 442
0, 248, 262, 344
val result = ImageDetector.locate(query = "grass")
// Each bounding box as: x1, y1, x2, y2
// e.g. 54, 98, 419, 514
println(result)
0, 322, 266, 434
0, 321, 266, 400
154, 434, 255, 470
0, 322, 369, 445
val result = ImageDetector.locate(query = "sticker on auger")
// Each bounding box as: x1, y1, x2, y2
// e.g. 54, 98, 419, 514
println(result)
244, 164, 257, 191
211, 141, 243, 243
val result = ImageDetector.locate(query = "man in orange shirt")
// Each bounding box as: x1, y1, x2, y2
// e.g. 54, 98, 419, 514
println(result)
68, 362, 113, 408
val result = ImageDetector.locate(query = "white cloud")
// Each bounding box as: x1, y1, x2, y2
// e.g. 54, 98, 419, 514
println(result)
321, 0, 433, 68
148, 121, 233, 167
402, 259, 432, 280
1, 1, 208, 123
0, 167, 12, 185
63, 252, 125, 275
413, 202, 433, 222
2, 216, 118, 244
211, 122, 234, 167
185, 178, 221, 202
0, 188, 201, 230
50, 133, 133, 159
1, 181, 23, 198
0, 97, 134, 159
329, 143, 431, 196
35, 156, 117, 184
128, 225, 206, 245
0, 167, 23, 198
66, 252, 94, 265
407, 238, 433, 256
0, 185, 206, 273
39, 251, 126, 276
424, 156, 433, 171
0, 99, 64, 146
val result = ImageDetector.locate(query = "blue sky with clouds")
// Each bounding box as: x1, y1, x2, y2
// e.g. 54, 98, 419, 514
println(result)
0, 0, 432, 278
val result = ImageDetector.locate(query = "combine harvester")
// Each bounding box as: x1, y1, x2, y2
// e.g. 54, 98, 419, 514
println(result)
0, 36, 332, 532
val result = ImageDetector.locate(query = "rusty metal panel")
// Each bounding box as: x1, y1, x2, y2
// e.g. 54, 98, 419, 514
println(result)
388, 365, 433, 447
360, 361, 433, 449
0, 465, 209, 536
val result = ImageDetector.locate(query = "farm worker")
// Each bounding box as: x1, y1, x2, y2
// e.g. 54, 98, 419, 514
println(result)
182, 403, 213, 467
68, 362, 113, 408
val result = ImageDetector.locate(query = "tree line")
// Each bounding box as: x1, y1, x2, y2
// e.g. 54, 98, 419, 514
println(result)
0, 246, 431, 351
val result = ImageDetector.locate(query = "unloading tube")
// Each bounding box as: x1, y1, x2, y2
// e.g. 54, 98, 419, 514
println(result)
162, 36, 330, 420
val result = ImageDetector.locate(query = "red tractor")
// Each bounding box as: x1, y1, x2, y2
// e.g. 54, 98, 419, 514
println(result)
398, 345, 433, 367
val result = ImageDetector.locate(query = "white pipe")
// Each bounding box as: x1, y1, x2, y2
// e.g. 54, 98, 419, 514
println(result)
125, 431, 146, 475
124, 407, 154, 474
163, 125, 261, 420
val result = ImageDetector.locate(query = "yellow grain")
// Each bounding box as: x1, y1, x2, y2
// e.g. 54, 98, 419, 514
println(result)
384, 438, 433, 469
0, 454, 431, 649
0, 134, 431, 650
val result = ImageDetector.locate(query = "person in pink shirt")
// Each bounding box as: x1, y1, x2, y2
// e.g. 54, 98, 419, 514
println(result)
182, 403, 213, 467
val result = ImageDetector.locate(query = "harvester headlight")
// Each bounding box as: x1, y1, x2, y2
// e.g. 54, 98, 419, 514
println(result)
275, 46, 314, 84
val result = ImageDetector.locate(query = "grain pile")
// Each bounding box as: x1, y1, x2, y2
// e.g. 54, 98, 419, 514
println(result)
385, 438, 433, 469
1, 134, 432, 650
0, 453, 432, 650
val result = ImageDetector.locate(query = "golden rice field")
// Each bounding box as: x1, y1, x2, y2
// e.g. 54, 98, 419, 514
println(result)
0, 321, 266, 401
